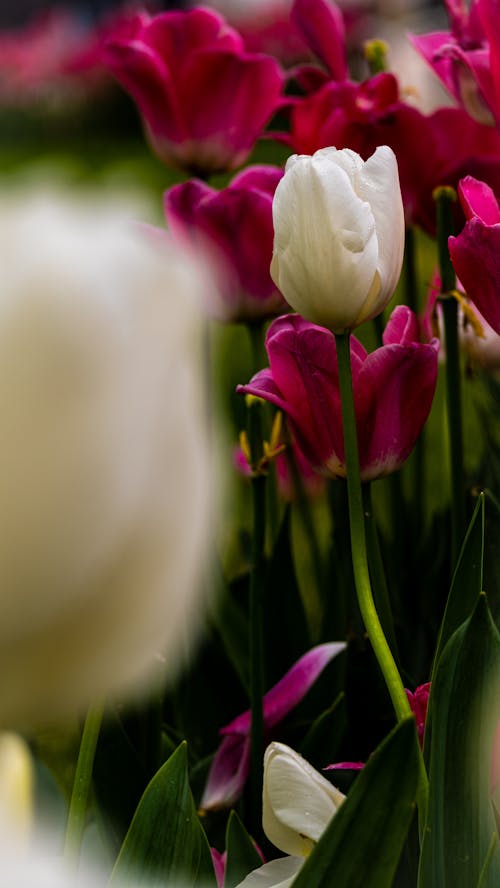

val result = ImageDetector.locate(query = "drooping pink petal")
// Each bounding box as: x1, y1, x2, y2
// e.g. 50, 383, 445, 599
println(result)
291, 0, 347, 82
200, 734, 251, 812
222, 642, 346, 736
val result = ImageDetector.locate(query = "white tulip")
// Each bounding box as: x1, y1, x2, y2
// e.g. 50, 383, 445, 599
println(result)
0, 187, 212, 728
263, 742, 345, 857
270, 146, 405, 332
235, 742, 345, 888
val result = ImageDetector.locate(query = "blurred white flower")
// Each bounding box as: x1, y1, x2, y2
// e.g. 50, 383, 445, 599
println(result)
0, 187, 213, 728
0, 732, 33, 846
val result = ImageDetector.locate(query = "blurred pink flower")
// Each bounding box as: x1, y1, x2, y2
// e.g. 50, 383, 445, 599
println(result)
200, 642, 345, 811
103, 7, 283, 175
410, 0, 500, 126
238, 307, 439, 482
164, 165, 287, 322
449, 176, 500, 335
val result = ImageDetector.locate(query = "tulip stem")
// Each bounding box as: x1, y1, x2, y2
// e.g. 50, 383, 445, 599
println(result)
434, 186, 465, 565
334, 331, 428, 816
64, 701, 104, 864
246, 388, 267, 834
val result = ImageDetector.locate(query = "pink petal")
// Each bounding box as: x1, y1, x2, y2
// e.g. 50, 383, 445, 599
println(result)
324, 761, 364, 771
355, 336, 439, 480
458, 175, 500, 223
164, 179, 215, 237
200, 734, 251, 812
449, 218, 500, 333
210, 848, 227, 888
291, 0, 347, 81
382, 305, 420, 346
222, 642, 346, 736
230, 164, 284, 196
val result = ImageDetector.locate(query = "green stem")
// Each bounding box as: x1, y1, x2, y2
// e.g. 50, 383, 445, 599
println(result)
64, 702, 104, 863
362, 483, 400, 666
434, 186, 465, 564
404, 226, 425, 542
249, 472, 266, 831
335, 331, 428, 813
246, 382, 267, 833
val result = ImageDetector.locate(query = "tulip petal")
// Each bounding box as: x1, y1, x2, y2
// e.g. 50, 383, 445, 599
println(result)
234, 855, 303, 888
223, 642, 346, 736
382, 305, 419, 346
230, 165, 284, 197
291, 0, 347, 81
449, 218, 500, 333
356, 340, 439, 479
199, 734, 250, 812
458, 175, 500, 223
263, 743, 344, 856
355, 146, 405, 320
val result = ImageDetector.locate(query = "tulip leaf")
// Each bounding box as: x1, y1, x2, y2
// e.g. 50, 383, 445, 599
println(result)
109, 741, 216, 886
224, 810, 263, 888
292, 718, 419, 888
418, 594, 500, 888
432, 492, 485, 677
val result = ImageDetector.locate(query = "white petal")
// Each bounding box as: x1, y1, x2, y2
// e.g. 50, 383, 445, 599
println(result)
356, 146, 405, 320
263, 742, 345, 857
271, 153, 378, 330
234, 856, 303, 888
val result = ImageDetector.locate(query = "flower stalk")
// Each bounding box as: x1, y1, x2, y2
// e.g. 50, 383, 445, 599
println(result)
64, 701, 104, 864
434, 185, 465, 564
334, 331, 428, 815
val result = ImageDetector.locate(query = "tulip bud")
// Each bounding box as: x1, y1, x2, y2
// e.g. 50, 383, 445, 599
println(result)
270, 146, 405, 332
263, 742, 345, 857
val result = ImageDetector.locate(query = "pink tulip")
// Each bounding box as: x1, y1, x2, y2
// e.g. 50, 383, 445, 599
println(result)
103, 7, 283, 175
449, 176, 500, 335
164, 165, 287, 322
237, 307, 439, 482
410, 0, 500, 126
200, 642, 345, 811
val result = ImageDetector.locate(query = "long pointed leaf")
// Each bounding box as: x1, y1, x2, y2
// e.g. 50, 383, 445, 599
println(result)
419, 594, 500, 888
110, 742, 215, 887
292, 718, 419, 888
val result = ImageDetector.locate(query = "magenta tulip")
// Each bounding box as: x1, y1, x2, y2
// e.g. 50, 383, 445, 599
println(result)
449, 176, 500, 334
103, 7, 283, 175
237, 307, 439, 482
200, 642, 345, 811
405, 682, 431, 747
164, 165, 288, 322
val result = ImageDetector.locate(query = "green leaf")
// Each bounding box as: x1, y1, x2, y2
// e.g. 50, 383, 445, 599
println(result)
292, 718, 419, 888
109, 741, 216, 887
419, 594, 500, 888
224, 810, 262, 888
432, 493, 485, 678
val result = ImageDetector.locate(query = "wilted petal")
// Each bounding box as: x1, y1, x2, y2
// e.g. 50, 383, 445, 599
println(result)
263, 743, 344, 856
